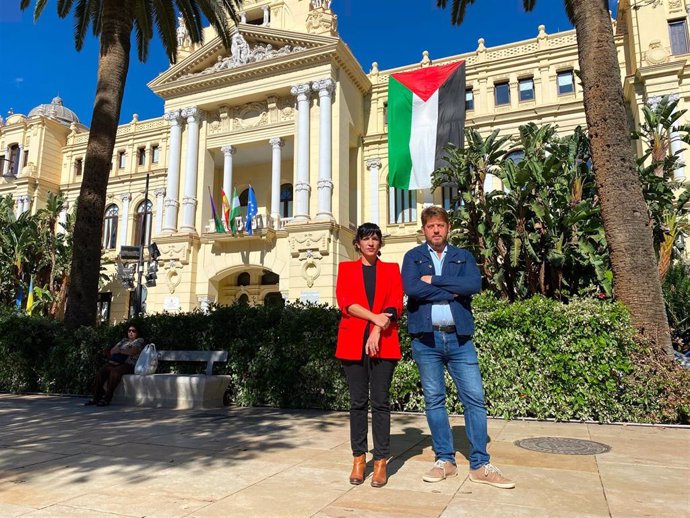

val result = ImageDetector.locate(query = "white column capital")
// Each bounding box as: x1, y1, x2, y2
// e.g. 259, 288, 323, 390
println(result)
154, 188, 166, 198
269, 137, 285, 149
164, 198, 179, 209
120, 192, 132, 203
181, 106, 202, 123
366, 158, 382, 170
221, 145, 236, 156
291, 83, 312, 101
295, 181, 311, 193
163, 110, 183, 125
312, 78, 335, 96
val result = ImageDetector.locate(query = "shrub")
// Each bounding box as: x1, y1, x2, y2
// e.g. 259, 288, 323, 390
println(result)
0, 296, 687, 423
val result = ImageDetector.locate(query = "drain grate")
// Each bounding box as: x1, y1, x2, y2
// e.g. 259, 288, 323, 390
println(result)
514, 437, 611, 455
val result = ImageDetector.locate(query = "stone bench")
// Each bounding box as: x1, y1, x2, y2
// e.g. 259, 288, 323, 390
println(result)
112, 350, 230, 410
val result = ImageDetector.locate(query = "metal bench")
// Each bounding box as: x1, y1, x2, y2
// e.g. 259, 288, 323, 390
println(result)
112, 350, 230, 410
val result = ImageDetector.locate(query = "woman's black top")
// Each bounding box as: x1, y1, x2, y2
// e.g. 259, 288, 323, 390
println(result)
363, 262, 376, 309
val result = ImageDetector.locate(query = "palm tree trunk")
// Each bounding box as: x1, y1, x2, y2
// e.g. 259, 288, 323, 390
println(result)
572, 0, 672, 354
64, 0, 132, 329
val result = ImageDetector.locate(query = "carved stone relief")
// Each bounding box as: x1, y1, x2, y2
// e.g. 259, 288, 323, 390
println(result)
644, 40, 670, 65
289, 232, 330, 288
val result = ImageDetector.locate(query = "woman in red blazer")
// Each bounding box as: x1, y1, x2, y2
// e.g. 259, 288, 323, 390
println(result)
335, 223, 403, 488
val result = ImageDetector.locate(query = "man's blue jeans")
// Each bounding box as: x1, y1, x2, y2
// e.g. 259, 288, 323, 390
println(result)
411, 331, 490, 470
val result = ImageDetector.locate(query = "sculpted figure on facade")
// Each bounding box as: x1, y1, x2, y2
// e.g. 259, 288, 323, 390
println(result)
231, 32, 251, 66
176, 15, 191, 48
311, 0, 332, 9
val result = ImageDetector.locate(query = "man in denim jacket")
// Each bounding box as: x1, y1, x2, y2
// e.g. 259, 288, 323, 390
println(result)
401, 206, 514, 488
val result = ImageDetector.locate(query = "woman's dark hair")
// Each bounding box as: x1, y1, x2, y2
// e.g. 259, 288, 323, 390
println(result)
353, 223, 383, 255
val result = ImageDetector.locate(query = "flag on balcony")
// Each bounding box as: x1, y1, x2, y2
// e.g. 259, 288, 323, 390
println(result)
26, 277, 34, 315
220, 189, 231, 230
207, 187, 224, 233
15, 284, 23, 310
245, 185, 258, 236
387, 61, 466, 190
229, 187, 241, 236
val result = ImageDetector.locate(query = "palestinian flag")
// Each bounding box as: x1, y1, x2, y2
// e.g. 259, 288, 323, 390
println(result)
388, 61, 466, 190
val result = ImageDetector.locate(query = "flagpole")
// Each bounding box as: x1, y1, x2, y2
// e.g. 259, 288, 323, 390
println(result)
134, 172, 150, 316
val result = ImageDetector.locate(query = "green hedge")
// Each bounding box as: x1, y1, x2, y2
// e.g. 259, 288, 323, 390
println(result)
0, 295, 687, 423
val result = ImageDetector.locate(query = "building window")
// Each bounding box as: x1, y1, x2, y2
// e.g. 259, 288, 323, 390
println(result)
237, 272, 250, 286
465, 89, 474, 111
441, 183, 459, 211
505, 150, 525, 164
280, 183, 293, 218
118, 151, 126, 169
0, 156, 5, 175
264, 292, 284, 307
669, 19, 690, 55
74, 158, 83, 177
557, 70, 575, 95
494, 82, 510, 106
518, 78, 535, 101
383, 102, 388, 128
261, 271, 279, 285
137, 147, 146, 166
388, 188, 416, 224
102, 204, 119, 250
8, 144, 20, 176
23, 150, 29, 167
133, 200, 153, 246
151, 144, 160, 164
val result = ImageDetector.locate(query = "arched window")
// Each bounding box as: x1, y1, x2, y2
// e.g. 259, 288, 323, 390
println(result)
102, 204, 119, 250
239, 188, 249, 207
237, 272, 251, 286
237, 293, 249, 304
264, 292, 284, 307
133, 200, 153, 246
505, 150, 525, 164
8, 144, 20, 176
280, 183, 293, 218
261, 271, 279, 285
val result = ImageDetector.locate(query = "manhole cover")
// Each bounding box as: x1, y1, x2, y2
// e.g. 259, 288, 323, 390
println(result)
514, 437, 610, 455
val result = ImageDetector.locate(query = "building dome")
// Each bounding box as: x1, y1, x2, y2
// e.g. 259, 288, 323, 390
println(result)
28, 96, 81, 126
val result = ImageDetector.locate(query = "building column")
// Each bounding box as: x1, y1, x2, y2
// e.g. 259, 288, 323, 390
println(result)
366, 158, 382, 224
154, 188, 165, 236
291, 83, 311, 222
119, 193, 132, 247
162, 110, 183, 233
180, 106, 202, 233
17, 144, 23, 174
2, 146, 9, 176
57, 199, 69, 235
269, 137, 284, 225
313, 78, 335, 220
221, 145, 235, 201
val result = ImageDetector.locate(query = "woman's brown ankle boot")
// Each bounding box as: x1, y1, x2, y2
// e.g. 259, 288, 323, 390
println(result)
371, 458, 387, 487
349, 454, 366, 485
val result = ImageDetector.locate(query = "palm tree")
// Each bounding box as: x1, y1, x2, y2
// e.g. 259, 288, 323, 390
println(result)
437, 0, 673, 353
21, 0, 241, 329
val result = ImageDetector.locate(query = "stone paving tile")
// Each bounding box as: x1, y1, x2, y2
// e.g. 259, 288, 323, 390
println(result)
451, 464, 609, 517
496, 420, 591, 442
588, 422, 690, 440
0, 501, 38, 517
187, 478, 346, 517
327, 486, 452, 517
598, 461, 690, 517
60, 489, 212, 517
16, 504, 135, 517
440, 498, 610, 518
488, 440, 599, 473
595, 436, 690, 468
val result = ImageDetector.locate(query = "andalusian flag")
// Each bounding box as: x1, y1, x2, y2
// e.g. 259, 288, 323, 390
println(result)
229, 187, 241, 236
220, 189, 231, 230
388, 61, 466, 190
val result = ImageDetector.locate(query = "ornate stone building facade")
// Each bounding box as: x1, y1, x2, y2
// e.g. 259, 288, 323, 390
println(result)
1, 0, 687, 322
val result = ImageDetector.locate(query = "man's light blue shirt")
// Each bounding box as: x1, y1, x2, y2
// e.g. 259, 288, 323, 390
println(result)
428, 244, 455, 326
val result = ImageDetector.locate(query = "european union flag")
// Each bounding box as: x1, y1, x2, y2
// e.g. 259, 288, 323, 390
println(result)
245, 185, 258, 236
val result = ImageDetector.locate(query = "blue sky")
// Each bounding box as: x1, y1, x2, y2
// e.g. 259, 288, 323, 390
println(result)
0, 1, 618, 126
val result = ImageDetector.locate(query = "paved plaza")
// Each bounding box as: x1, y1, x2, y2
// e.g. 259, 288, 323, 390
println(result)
0, 394, 688, 517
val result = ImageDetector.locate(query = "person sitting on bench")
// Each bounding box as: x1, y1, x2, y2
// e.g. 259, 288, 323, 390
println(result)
85, 324, 145, 407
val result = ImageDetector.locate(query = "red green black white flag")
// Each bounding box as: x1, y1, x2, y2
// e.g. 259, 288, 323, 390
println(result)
387, 61, 466, 190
